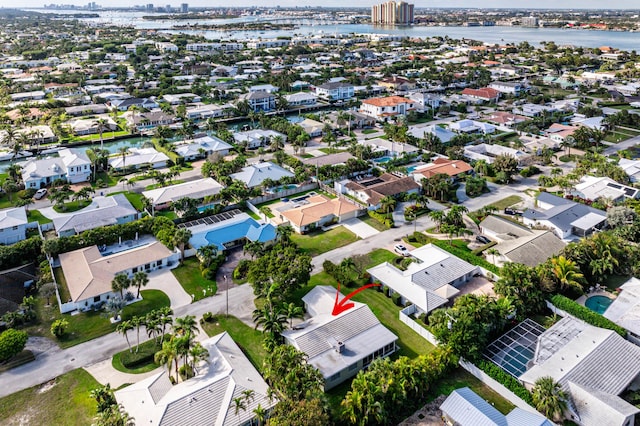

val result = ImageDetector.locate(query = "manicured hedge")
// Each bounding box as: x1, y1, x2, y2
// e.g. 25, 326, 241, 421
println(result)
472, 241, 497, 256
550, 294, 627, 337
0, 236, 43, 270
431, 240, 501, 275
120, 338, 163, 369
368, 210, 394, 227
476, 359, 533, 405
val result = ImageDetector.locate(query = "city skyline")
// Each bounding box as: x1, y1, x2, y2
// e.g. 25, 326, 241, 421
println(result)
10, 0, 640, 9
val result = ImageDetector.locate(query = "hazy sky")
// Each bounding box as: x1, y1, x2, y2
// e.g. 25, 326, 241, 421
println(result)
5, 1, 640, 9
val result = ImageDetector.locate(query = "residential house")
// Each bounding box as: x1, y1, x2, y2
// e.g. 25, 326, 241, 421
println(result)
110, 97, 158, 111
301, 152, 355, 167
360, 96, 415, 122
20, 148, 91, 188
571, 175, 639, 202
335, 173, 420, 210
282, 286, 398, 390
0, 207, 28, 245
449, 119, 496, 134
173, 135, 233, 161
407, 92, 442, 112
284, 92, 317, 107
115, 332, 276, 426
142, 178, 224, 211
189, 211, 277, 251
411, 158, 473, 183
514, 103, 558, 117
108, 147, 170, 171
546, 123, 579, 143
440, 387, 553, 426
484, 111, 527, 127
233, 130, 287, 150
314, 82, 355, 101
409, 124, 456, 143
67, 116, 118, 136
123, 110, 175, 131
185, 103, 232, 120
378, 76, 416, 92
460, 87, 500, 102
298, 118, 325, 137
488, 81, 524, 95
603, 277, 640, 345
478, 215, 565, 267
523, 192, 607, 240
367, 244, 480, 315
52, 194, 139, 237
249, 84, 279, 93
519, 317, 640, 426
161, 93, 201, 105
619, 158, 640, 183
230, 161, 295, 189
239, 91, 275, 112
464, 143, 528, 165
58, 241, 178, 312
360, 137, 420, 158
279, 194, 361, 233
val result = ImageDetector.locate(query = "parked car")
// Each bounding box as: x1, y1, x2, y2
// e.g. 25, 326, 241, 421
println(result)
476, 235, 492, 245
34, 188, 48, 200
504, 208, 523, 216
394, 244, 410, 256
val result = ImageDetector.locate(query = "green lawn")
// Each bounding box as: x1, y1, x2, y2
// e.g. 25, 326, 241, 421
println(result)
53, 267, 71, 304
146, 180, 184, 191
70, 129, 130, 142
112, 338, 163, 374
428, 368, 516, 415
0, 368, 100, 426
484, 195, 523, 211
91, 172, 119, 188
108, 191, 146, 211
290, 226, 359, 257
201, 315, 267, 372
171, 258, 217, 302
53, 200, 91, 213
27, 209, 52, 224
121, 290, 170, 321
359, 215, 390, 232
361, 128, 378, 134
156, 210, 178, 220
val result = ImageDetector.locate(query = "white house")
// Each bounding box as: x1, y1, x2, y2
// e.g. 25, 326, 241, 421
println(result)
230, 161, 295, 188
571, 175, 639, 202
367, 244, 480, 314
314, 82, 355, 101
464, 143, 528, 165
0, 207, 28, 245
619, 158, 640, 183
603, 277, 640, 345
58, 240, 178, 313
67, 116, 118, 136
449, 119, 496, 134
282, 286, 397, 390
161, 93, 202, 105
20, 148, 91, 188
59, 148, 92, 183
360, 96, 415, 121
115, 332, 276, 426
173, 135, 233, 161
52, 195, 139, 237
109, 147, 170, 171
233, 129, 287, 150
238, 91, 275, 112
284, 92, 317, 107
488, 81, 524, 95
142, 178, 224, 211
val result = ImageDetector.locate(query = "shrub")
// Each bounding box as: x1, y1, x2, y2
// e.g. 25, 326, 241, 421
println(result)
50, 319, 69, 338
201, 312, 215, 323
471, 241, 497, 256
519, 165, 541, 177
476, 359, 533, 404
120, 339, 163, 369
391, 292, 402, 307
431, 240, 500, 275
233, 259, 251, 280
368, 210, 393, 227
0, 329, 28, 362
550, 294, 626, 337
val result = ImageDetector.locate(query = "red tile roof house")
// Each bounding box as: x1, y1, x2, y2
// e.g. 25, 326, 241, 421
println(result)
461, 87, 500, 102
411, 158, 473, 183
335, 173, 420, 210
360, 96, 416, 122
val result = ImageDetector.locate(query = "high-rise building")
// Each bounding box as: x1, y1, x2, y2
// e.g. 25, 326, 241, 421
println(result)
371, 1, 414, 25
521, 16, 539, 27
181, 3, 188, 13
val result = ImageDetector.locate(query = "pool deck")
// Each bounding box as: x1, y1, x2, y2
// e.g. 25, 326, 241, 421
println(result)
575, 289, 616, 307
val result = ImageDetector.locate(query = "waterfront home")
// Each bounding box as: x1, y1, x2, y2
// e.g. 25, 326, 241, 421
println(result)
0, 207, 28, 245
20, 148, 91, 188
233, 129, 287, 150
67, 116, 118, 136
367, 244, 480, 315
313, 82, 355, 101
108, 147, 170, 171
360, 95, 415, 122
282, 286, 397, 390
238, 91, 276, 112
173, 135, 233, 160
284, 92, 318, 107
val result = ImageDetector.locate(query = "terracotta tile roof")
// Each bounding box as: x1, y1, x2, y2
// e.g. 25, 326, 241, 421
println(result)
362, 95, 412, 107
461, 87, 500, 100
413, 159, 472, 179
280, 195, 360, 227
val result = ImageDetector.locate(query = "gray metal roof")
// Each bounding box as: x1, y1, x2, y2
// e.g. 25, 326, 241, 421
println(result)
440, 387, 508, 426
411, 254, 478, 291
505, 408, 554, 426
498, 231, 565, 267
479, 215, 532, 238
568, 382, 640, 426
230, 161, 294, 188
52, 194, 137, 234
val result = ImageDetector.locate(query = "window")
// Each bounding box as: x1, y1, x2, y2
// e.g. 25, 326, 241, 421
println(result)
328, 373, 340, 382
93, 296, 101, 302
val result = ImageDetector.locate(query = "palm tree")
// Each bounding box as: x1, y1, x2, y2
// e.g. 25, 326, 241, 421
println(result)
154, 339, 180, 382
532, 376, 567, 421
252, 304, 287, 336
550, 255, 585, 293
111, 273, 131, 298
379, 195, 397, 214
117, 146, 129, 172
282, 302, 304, 329
95, 118, 109, 151
275, 224, 293, 245
132, 271, 149, 299
127, 105, 142, 134
428, 210, 445, 232
172, 228, 192, 264
145, 317, 161, 343
173, 315, 199, 340
116, 320, 134, 353
253, 404, 267, 426
486, 248, 500, 264
132, 316, 145, 352
2, 127, 17, 148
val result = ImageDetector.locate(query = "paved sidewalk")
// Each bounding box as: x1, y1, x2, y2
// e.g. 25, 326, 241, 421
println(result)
341, 217, 379, 239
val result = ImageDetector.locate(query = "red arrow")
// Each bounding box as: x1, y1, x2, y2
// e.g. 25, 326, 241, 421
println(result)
332, 282, 381, 316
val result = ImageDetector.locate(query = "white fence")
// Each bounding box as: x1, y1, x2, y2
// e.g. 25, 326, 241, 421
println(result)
458, 359, 541, 415
398, 304, 440, 346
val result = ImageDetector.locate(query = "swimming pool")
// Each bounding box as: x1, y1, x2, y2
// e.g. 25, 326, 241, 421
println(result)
197, 204, 216, 212
585, 295, 613, 315
373, 156, 392, 163
501, 345, 534, 377
271, 184, 298, 192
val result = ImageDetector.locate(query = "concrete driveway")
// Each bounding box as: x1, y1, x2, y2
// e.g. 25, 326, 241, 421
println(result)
146, 268, 192, 309
342, 217, 379, 239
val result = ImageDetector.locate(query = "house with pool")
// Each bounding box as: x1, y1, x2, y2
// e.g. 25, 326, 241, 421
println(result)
335, 173, 420, 210
52, 194, 139, 237
56, 239, 179, 313
278, 194, 361, 234
187, 211, 276, 252
229, 161, 295, 189
142, 178, 225, 212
